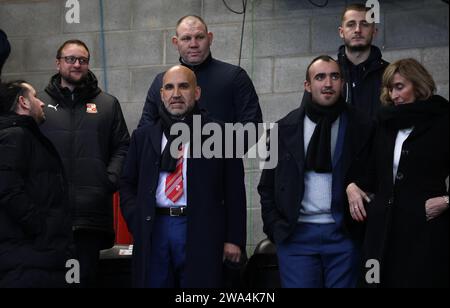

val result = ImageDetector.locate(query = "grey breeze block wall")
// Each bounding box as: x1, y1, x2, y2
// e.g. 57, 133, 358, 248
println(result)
1, 0, 449, 255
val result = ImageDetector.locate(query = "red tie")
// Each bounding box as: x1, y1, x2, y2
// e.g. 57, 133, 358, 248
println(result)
165, 145, 184, 203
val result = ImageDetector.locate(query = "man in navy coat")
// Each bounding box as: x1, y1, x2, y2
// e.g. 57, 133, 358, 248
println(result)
258, 56, 373, 288
138, 15, 262, 128
120, 65, 247, 288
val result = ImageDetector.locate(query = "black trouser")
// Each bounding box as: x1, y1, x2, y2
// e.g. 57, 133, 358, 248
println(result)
73, 230, 105, 288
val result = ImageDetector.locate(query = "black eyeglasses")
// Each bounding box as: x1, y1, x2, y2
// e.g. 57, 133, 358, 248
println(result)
58, 56, 90, 65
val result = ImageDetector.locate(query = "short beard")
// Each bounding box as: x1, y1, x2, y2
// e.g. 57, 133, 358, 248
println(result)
345, 41, 371, 53
60, 73, 87, 87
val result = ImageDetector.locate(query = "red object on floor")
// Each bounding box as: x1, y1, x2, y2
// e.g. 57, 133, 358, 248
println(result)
113, 192, 133, 245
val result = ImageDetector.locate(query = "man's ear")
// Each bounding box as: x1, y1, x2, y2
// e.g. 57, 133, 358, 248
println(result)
304, 80, 311, 93
338, 26, 344, 40
172, 36, 179, 49
17, 95, 30, 111
56, 58, 61, 72
207, 32, 213, 46
195, 86, 201, 101
372, 26, 378, 38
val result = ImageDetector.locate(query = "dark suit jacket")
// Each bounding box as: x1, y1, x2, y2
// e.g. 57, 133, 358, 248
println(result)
120, 116, 247, 288
258, 104, 374, 245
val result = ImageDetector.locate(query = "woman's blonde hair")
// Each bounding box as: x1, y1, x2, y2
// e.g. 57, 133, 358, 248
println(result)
380, 58, 436, 105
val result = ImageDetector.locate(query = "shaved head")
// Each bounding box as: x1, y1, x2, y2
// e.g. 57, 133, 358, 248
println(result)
163, 65, 197, 87
161, 65, 201, 117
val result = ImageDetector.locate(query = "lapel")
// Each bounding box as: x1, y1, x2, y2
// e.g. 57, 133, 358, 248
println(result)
279, 106, 305, 176
381, 127, 398, 187
405, 120, 434, 142
332, 112, 348, 170
149, 120, 163, 156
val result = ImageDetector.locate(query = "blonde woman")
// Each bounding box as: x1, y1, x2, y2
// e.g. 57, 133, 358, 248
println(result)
346, 58, 449, 287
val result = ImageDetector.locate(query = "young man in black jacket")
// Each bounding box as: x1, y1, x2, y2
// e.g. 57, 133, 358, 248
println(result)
0, 81, 73, 288
38, 40, 130, 288
338, 3, 389, 119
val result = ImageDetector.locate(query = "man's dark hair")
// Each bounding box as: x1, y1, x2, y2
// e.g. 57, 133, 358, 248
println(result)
305, 55, 340, 82
0, 80, 29, 114
176, 15, 209, 35
56, 39, 90, 59
341, 3, 370, 22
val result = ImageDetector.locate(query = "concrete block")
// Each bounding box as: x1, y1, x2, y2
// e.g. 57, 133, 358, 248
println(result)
104, 31, 163, 67
3, 72, 53, 94
0, 0, 60, 36
243, 19, 310, 58
63, 0, 132, 33
2, 38, 25, 74
24, 34, 98, 72
28, 72, 54, 93
133, 0, 201, 30
246, 245, 256, 257
209, 24, 242, 61
247, 208, 266, 247
381, 48, 422, 64
94, 69, 130, 104
129, 65, 171, 103
423, 47, 449, 83
380, 0, 428, 11
312, 14, 342, 54
120, 102, 145, 133
240, 57, 273, 95
385, 9, 448, 49
275, 0, 347, 16
437, 83, 449, 101
244, 157, 262, 172
274, 56, 315, 93
204, 0, 274, 25
260, 92, 303, 124
246, 170, 262, 209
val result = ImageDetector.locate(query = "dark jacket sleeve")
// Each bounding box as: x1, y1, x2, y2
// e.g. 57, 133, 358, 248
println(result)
0, 29, 11, 78
232, 69, 263, 125
119, 130, 139, 236
257, 130, 288, 244
352, 124, 378, 194
107, 98, 130, 191
258, 167, 285, 243
0, 129, 44, 237
138, 74, 163, 128
224, 158, 247, 248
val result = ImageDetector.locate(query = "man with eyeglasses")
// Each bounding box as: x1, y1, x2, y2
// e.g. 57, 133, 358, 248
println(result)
337, 3, 388, 120
38, 39, 130, 288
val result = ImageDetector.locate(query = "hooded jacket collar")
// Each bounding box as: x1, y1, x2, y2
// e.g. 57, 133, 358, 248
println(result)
0, 113, 38, 131
44, 70, 101, 107
338, 45, 386, 75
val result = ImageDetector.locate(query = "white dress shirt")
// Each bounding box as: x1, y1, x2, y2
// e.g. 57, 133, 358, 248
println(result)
393, 127, 413, 182
156, 135, 189, 207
